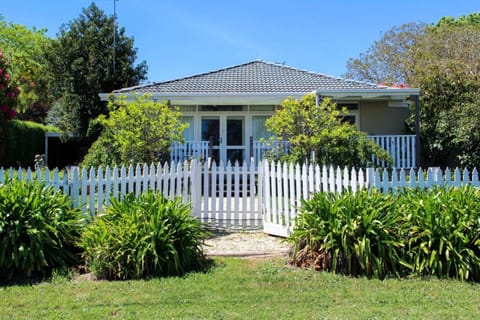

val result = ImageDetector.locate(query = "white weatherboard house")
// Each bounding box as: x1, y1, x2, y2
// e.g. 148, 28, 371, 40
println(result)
101, 60, 420, 168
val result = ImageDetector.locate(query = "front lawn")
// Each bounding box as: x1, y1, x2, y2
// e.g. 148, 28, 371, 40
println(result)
1, 257, 479, 319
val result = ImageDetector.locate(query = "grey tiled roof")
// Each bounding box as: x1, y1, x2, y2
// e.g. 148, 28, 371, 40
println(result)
113, 60, 382, 95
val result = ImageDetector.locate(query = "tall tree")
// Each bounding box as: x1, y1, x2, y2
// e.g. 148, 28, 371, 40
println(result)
344, 22, 426, 85
0, 16, 52, 122
45, 2, 147, 138
347, 13, 480, 167
413, 24, 480, 84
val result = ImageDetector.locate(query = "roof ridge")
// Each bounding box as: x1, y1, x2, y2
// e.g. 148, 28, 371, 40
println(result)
258, 60, 380, 88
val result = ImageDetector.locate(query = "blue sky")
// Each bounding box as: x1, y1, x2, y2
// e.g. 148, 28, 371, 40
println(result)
2, 1, 479, 84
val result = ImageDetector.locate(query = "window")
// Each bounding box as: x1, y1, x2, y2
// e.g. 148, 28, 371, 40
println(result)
337, 103, 359, 129
252, 116, 272, 140
181, 116, 194, 141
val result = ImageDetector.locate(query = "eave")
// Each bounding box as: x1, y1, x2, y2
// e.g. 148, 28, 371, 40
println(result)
315, 88, 421, 100
99, 92, 309, 105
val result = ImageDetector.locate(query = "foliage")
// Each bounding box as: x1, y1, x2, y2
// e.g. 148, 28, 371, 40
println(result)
407, 68, 480, 167
4, 120, 59, 168
346, 13, 480, 167
79, 191, 209, 280
265, 94, 391, 167
289, 189, 405, 279
344, 22, 426, 85
289, 186, 480, 281
398, 186, 480, 281
82, 95, 187, 167
0, 49, 20, 166
435, 12, 480, 28
0, 178, 84, 280
0, 17, 52, 120
45, 3, 147, 138
44, 93, 83, 139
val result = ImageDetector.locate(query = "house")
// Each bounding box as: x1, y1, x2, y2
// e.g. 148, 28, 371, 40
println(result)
100, 60, 420, 168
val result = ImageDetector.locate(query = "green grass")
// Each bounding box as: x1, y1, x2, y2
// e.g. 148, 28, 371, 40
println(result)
1, 257, 480, 319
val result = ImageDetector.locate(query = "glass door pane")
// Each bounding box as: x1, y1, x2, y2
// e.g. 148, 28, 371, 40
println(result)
227, 118, 243, 146
226, 117, 244, 164
201, 117, 220, 163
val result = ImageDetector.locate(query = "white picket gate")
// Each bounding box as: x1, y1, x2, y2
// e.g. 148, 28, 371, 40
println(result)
260, 161, 369, 236
190, 160, 262, 229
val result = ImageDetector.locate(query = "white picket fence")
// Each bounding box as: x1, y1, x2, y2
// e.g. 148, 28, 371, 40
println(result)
261, 162, 480, 236
170, 141, 209, 163
0, 160, 262, 230
171, 135, 416, 169
0, 163, 192, 217
2, 161, 479, 236
368, 134, 416, 168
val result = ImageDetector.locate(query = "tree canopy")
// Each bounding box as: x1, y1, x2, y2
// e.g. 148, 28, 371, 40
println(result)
344, 22, 426, 86
82, 95, 187, 167
0, 50, 20, 164
0, 16, 52, 121
265, 94, 390, 167
346, 12, 480, 167
45, 3, 147, 138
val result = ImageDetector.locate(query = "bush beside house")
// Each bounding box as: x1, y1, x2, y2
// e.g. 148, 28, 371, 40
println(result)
265, 94, 392, 167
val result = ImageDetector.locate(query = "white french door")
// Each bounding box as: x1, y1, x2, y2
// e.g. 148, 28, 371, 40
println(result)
201, 116, 245, 164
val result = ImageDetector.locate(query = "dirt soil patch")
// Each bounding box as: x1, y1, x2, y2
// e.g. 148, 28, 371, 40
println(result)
202, 231, 292, 258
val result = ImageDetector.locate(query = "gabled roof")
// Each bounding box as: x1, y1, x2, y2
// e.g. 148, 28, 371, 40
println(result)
112, 60, 382, 95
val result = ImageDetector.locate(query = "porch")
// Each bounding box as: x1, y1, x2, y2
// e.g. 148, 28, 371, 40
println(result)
171, 134, 417, 169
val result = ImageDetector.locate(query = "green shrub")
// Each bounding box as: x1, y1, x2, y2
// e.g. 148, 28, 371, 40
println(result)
290, 186, 480, 281
0, 179, 84, 280
5, 120, 59, 168
289, 189, 405, 279
398, 186, 480, 281
79, 192, 209, 280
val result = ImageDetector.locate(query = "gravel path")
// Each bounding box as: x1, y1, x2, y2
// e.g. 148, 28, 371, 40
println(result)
202, 231, 292, 258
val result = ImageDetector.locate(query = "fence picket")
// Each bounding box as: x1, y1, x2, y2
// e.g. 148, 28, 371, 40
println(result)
105, 166, 112, 208
97, 167, 104, 213
233, 162, 241, 225
211, 163, 218, 223
225, 162, 232, 227
242, 161, 248, 227
249, 160, 256, 227
88, 167, 95, 216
